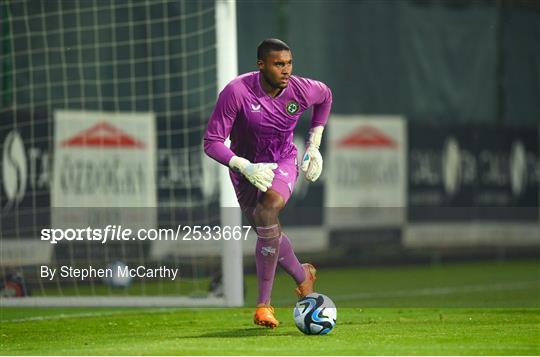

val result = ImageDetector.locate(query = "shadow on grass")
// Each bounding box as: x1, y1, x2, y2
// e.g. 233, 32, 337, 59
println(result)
196, 327, 297, 338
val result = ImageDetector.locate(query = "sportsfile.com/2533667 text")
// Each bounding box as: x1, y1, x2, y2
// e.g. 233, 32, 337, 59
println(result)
40, 225, 253, 244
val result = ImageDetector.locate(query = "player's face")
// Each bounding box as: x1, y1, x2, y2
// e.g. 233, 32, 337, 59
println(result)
258, 50, 293, 89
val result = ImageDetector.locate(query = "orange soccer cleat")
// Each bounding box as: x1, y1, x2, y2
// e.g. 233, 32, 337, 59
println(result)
253, 305, 279, 328
295, 263, 317, 298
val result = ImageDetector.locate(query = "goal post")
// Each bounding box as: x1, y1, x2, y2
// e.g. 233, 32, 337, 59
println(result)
0, 0, 243, 307
215, 0, 243, 307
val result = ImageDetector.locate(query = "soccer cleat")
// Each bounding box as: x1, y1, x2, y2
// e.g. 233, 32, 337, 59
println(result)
295, 263, 317, 298
253, 305, 279, 328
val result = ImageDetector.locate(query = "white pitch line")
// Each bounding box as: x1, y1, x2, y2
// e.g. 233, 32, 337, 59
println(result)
2, 281, 538, 322
275, 280, 539, 304
1, 307, 183, 323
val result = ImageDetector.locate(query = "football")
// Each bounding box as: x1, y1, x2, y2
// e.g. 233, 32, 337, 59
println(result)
293, 293, 337, 335
102, 261, 132, 288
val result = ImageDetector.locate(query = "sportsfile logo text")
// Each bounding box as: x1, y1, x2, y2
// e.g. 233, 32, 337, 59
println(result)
40, 225, 252, 244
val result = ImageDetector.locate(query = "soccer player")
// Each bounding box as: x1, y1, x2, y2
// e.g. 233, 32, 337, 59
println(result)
204, 38, 332, 328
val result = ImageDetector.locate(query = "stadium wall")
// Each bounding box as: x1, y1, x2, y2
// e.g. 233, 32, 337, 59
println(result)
237, 0, 540, 126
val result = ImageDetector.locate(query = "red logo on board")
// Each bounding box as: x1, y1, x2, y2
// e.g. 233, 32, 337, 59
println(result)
60, 121, 145, 149
337, 126, 396, 148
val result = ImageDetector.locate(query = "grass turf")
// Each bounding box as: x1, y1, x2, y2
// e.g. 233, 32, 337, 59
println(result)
1, 260, 539, 355
1, 308, 538, 355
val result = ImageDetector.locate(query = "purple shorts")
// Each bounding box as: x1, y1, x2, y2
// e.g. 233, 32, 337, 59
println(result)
230, 157, 298, 213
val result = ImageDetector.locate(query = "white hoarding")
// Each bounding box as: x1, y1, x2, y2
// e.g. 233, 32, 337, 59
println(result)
53, 110, 156, 207
325, 115, 406, 228
1, 241, 53, 266
52, 110, 156, 229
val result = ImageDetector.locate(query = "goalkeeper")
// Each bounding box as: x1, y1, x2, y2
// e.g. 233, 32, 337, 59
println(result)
204, 38, 332, 328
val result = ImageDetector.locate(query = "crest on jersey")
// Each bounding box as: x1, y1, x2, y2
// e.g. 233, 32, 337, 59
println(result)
286, 101, 299, 115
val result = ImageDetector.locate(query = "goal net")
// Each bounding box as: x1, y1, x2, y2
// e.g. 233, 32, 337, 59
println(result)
0, 0, 243, 307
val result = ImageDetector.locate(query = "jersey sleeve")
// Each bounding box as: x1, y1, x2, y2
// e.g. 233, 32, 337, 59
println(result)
203, 84, 239, 166
307, 79, 333, 128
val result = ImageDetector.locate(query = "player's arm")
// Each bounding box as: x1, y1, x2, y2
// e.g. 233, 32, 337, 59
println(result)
204, 84, 239, 166
203, 85, 276, 192
301, 80, 332, 182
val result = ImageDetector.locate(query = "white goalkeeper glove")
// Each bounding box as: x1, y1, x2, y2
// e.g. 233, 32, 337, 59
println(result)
301, 126, 324, 182
229, 156, 277, 192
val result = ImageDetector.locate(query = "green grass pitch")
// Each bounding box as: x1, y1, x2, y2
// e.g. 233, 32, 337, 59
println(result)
1, 260, 539, 355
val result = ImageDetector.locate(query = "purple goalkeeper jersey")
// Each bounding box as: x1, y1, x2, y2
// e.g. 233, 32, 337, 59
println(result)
204, 71, 332, 165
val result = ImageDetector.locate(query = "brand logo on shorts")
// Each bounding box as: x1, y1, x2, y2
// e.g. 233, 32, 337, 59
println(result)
278, 169, 289, 177
251, 104, 261, 112
285, 101, 299, 115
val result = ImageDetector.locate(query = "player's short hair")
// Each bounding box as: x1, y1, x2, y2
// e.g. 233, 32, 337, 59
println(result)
257, 38, 291, 60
